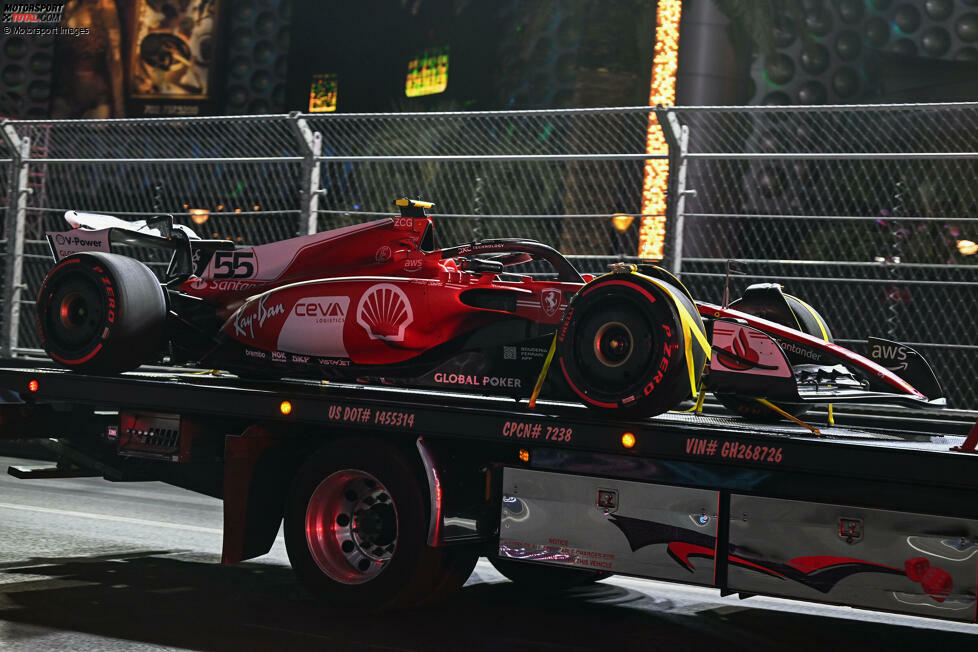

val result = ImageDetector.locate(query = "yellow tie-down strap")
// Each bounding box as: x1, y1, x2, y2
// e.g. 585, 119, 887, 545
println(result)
528, 334, 558, 409
528, 268, 711, 408
631, 270, 711, 398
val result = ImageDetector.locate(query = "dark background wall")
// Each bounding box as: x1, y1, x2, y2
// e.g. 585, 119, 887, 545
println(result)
3, 1, 978, 119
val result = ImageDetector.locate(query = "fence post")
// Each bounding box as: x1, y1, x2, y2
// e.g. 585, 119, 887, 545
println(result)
658, 109, 692, 276
288, 112, 323, 236
1, 121, 30, 358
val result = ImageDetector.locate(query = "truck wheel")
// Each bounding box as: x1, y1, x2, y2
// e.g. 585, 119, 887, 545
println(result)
488, 557, 610, 590
556, 274, 707, 417
715, 292, 834, 422
284, 439, 461, 610
36, 252, 166, 374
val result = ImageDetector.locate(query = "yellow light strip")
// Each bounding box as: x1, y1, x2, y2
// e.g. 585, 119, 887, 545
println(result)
638, 0, 682, 260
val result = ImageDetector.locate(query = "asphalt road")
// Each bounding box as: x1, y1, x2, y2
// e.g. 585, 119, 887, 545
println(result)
0, 454, 976, 651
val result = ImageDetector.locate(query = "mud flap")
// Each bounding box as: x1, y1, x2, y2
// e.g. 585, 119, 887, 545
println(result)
222, 426, 303, 565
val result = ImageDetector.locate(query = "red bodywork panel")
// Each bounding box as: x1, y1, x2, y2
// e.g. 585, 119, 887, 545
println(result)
179, 214, 575, 368
699, 302, 925, 400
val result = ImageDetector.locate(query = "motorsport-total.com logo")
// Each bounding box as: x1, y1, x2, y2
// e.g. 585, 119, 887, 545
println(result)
1, 2, 65, 23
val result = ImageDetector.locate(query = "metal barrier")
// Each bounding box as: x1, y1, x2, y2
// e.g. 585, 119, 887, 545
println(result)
1, 104, 975, 410
0, 108, 665, 355
666, 103, 978, 411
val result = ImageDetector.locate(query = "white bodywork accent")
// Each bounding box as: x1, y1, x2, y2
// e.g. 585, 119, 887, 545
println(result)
356, 283, 413, 342
64, 210, 201, 239
47, 229, 112, 260
278, 296, 351, 357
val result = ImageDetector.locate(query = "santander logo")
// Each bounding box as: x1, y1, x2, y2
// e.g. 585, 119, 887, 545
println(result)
718, 328, 759, 371
356, 283, 413, 342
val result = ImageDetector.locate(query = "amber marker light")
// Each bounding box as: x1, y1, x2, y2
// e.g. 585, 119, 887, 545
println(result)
279, 400, 293, 415
28, 379, 39, 393
518, 449, 530, 463
621, 432, 636, 449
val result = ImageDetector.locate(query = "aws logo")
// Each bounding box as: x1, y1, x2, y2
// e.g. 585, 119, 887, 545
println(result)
294, 297, 348, 324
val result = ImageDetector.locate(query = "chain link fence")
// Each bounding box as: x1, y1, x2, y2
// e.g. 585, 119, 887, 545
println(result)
1, 104, 976, 410
0, 108, 663, 355
668, 103, 978, 411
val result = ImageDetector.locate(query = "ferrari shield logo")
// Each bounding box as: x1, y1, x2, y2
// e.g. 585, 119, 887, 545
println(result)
540, 288, 561, 317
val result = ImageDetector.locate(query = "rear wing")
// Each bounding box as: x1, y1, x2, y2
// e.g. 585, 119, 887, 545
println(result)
46, 211, 233, 281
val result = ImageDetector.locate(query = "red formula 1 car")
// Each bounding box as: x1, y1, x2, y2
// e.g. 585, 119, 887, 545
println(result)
36, 199, 945, 421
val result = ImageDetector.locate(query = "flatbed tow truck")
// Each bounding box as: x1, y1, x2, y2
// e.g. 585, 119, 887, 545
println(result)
1, 361, 977, 622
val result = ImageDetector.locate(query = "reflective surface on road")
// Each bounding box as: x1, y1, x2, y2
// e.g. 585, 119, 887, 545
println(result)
1, 456, 976, 651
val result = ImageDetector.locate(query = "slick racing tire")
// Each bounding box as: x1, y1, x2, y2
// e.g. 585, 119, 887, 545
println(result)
715, 293, 834, 422
488, 556, 610, 591
36, 252, 166, 374
284, 438, 475, 610
556, 273, 707, 418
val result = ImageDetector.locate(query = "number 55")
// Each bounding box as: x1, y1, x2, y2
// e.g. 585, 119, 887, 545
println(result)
212, 251, 256, 279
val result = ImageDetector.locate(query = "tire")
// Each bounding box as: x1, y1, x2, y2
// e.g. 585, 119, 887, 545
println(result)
36, 252, 167, 374
284, 438, 465, 610
488, 556, 610, 591
556, 273, 707, 417
715, 293, 834, 422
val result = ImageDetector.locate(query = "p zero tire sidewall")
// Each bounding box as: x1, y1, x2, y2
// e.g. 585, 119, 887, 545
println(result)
556, 278, 690, 415
36, 253, 166, 374
37, 257, 116, 367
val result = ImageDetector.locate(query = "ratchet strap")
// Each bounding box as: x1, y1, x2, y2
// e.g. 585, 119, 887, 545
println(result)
528, 333, 558, 409
631, 270, 711, 398
756, 398, 821, 436
528, 267, 710, 409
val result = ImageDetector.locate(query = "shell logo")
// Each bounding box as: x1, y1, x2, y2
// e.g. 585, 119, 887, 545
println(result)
356, 283, 414, 342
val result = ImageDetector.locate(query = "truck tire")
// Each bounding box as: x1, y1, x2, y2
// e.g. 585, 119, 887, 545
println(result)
556, 274, 707, 417
488, 556, 610, 590
715, 292, 834, 422
36, 252, 166, 374
284, 438, 467, 610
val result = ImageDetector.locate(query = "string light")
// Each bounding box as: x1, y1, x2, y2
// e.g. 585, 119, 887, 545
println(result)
612, 213, 635, 232
638, 0, 682, 261
188, 208, 209, 225
958, 239, 977, 255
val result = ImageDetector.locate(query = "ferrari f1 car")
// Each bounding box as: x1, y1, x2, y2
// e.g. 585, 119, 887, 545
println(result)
36, 199, 945, 421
